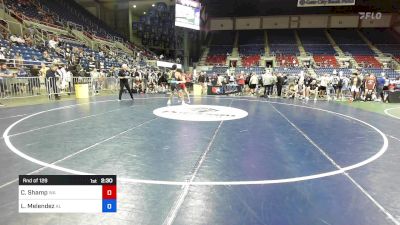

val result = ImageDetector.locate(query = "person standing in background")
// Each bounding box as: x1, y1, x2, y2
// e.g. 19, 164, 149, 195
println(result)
197, 72, 207, 95
39, 63, 48, 87
29, 65, 40, 95
276, 73, 284, 97
90, 68, 100, 95
249, 73, 259, 96
376, 73, 386, 101
0, 61, 16, 106
262, 71, 274, 98
46, 64, 60, 100
350, 71, 362, 101
237, 71, 245, 95
118, 64, 134, 101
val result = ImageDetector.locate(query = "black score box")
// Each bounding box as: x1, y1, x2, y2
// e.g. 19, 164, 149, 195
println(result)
18, 175, 117, 213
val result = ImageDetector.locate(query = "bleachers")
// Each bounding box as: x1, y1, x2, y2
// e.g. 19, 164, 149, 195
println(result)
313, 55, 339, 67
239, 45, 264, 56
298, 29, 330, 44
241, 55, 260, 67
210, 31, 235, 45
206, 45, 230, 65
361, 29, 400, 58
0, 38, 55, 65
134, 2, 180, 49
339, 45, 375, 55
268, 30, 297, 44
298, 29, 336, 55
5, 0, 51, 23
206, 66, 229, 75
353, 55, 382, 68
268, 30, 299, 55
375, 45, 400, 56
276, 55, 298, 67
208, 45, 232, 55
270, 44, 299, 55
303, 45, 336, 55
362, 29, 400, 44
239, 30, 264, 45
329, 29, 365, 44
236, 67, 265, 75
314, 68, 352, 76
39, 0, 121, 39
206, 55, 227, 65
329, 29, 375, 55
206, 31, 235, 65
273, 67, 304, 74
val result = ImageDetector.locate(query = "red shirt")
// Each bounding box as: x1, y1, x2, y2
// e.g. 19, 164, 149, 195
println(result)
365, 77, 376, 90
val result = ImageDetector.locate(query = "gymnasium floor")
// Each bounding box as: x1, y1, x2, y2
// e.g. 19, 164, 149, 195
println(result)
0, 95, 399, 225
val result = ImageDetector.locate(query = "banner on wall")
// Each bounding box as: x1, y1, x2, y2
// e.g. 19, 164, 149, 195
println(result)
156, 61, 182, 69
297, 0, 355, 7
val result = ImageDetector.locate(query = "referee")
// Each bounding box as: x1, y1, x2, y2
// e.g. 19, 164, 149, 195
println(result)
118, 64, 134, 101
167, 64, 178, 105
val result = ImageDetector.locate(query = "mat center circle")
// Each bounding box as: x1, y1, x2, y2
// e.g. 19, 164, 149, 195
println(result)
153, 104, 248, 121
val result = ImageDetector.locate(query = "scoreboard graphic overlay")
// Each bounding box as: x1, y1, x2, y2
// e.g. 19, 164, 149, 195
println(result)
19, 175, 117, 213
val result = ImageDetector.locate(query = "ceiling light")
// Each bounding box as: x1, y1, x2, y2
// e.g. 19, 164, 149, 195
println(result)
152, 4, 155, 7
143, 12, 146, 15
133, 5, 136, 8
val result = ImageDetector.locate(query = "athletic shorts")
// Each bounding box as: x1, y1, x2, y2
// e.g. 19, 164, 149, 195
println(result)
318, 86, 326, 91
249, 84, 256, 89
351, 86, 359, 92
179, 83, 186, 89
171, 83, 181, 92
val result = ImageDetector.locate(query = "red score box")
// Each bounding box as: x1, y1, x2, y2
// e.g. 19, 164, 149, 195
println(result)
102, 185, 117, 199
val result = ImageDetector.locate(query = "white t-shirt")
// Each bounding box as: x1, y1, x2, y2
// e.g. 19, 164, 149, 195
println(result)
320, 76, 328, 87
250, 75, 259, 85
48, 40, 58, 49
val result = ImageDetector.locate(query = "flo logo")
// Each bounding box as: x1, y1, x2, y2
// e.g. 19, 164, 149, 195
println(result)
359, 12, 382, 20
153, 105, 248, 121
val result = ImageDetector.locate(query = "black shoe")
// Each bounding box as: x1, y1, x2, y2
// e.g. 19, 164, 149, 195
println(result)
0, 102, 4, 106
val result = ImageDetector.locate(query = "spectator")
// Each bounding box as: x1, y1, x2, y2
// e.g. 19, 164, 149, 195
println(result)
0, 61, 16, 105
42, 51, 51, 62
46, 64, 60, 100
350, 71, 362, 101
376, 73, 385, 101
28, 65, 40, 95
276, 73, 285, 97
262, 71, 275, 98
0, 49, 5, 60
10, 35, 20, 44
318, 74, 329, 99
249, 72, 258, 96
237, 71, 245, 95
57, 64, 72, 94
17, 66, 28, 77
24, 34, 33, 47
90, 68, 100, 94
48, 37, 58, 50
15, 52, 24, 67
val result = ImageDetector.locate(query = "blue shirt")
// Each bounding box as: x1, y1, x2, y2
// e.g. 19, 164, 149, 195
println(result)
377, 77, 385, 88
0, 68, 11, 80
17, 68, 28, 77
